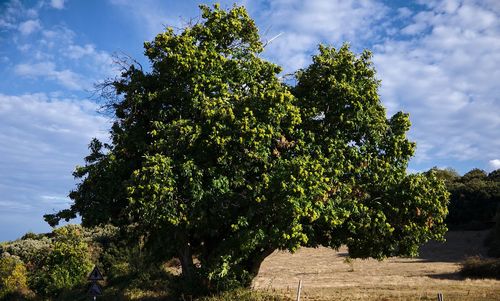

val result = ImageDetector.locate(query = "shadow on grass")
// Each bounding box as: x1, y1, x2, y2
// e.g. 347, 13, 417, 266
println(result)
426, 271, 463, 281
417, 230, 490, 263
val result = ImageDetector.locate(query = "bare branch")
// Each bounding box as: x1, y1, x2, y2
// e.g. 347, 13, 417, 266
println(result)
262, 32, 283, 48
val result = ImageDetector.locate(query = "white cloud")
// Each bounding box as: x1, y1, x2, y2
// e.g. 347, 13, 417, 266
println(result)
490, 159, 500, 170
241, 0, 500, 171
14, 61, 54, 75
109, 0, 179, 39
50, 0, 65, 10
0, 18, 15, 29
2, 1, 115, 91
247, 0, 389, 72
14, 62, 84, 90
0, 92, 108, 239
1, 0, 42, 32
66, 44, 96, 59
397, 7, 413, 18
40, 195, 72, 205
0, 1, 22, 29
65, 43, 114, 72
0, 92, 109, 215
18, 19, 41, 35
372, 0, 500, 167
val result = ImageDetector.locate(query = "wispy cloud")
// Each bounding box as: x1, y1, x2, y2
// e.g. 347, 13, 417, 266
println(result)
373, 0, 500, 169
108, 0, 179, 39
0, 0, 42, 29
14, 62, 83, 90
0, 92, 109, 216
1, 0, 115, 91
40, 195, 72, 205
50, 0, 65, 10
250, 0, 390, 72
18, 19, 41, 35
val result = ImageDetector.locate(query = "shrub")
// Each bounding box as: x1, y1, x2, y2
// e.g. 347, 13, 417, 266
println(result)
0, 254, 31, 299
0, 237, 51, 266
0, 224, 127, 299
20, 232, 45, 240
460, 256, 500, 279
29, 225, 93, 296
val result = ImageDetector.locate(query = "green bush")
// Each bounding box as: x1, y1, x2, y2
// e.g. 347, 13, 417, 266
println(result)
0, 225, 139, 299
460, 256, 500, 279
0, 237, 51, 266
0, 254, 31, 299
29, 226, 93, 297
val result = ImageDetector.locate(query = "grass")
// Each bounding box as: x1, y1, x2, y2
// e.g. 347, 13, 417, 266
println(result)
196, 289, 291, 301
253, 230, 500, 300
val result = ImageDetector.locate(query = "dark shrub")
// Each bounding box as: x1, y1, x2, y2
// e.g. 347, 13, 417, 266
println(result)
460, 256, 500, 279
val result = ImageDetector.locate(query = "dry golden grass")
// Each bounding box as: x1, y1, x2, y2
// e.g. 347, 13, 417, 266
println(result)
253, 231, 500, 300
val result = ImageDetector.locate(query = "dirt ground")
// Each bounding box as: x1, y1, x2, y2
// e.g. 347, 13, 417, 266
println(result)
252, 231, 500, 300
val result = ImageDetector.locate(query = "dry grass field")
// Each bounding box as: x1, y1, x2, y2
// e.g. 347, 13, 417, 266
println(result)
253, 231, 500, 300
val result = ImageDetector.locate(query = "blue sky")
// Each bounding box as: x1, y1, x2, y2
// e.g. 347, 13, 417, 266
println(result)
1, 0, 499, 241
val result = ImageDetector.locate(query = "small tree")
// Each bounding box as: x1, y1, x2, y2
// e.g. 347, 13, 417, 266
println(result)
46, 4, 449, 292
0, 254, 30, 299
30, 226, 93, 296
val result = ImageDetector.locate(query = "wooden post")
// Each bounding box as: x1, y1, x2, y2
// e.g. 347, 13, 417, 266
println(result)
437, 293, 443, 301
296, 279, 302, 301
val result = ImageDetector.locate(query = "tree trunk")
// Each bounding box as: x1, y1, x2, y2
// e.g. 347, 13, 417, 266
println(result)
178, 241, 195, 283
242, 247, 275, 285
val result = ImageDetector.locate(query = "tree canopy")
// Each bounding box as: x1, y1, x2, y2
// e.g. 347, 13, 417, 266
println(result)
428, 167, 500, 228
45, 4, 449, 291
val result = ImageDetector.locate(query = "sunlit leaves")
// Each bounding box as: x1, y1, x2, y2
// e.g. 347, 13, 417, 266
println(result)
51, 4, 449, 290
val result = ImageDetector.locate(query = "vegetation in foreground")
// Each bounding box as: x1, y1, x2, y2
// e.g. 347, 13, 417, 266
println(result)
1, 224, 500, 300
0, 224, 289, 300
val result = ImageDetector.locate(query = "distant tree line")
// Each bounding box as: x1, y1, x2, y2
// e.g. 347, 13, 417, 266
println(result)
427, 167, 500, 229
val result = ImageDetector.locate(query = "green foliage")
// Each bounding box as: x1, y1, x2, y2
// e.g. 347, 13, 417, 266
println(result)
0, 224, 167, 300
45, 4, 449, 293
429, 167, 500, 228
0, 225, 95, 298
0, 254, 30, 299
429, 167, 460, 185
293, 45, 448, 259
0, 237, 51, 265
29, 226, 93, 296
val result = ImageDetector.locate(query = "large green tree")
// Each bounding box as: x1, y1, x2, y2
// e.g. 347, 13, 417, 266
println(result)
45, 4, 448, 291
